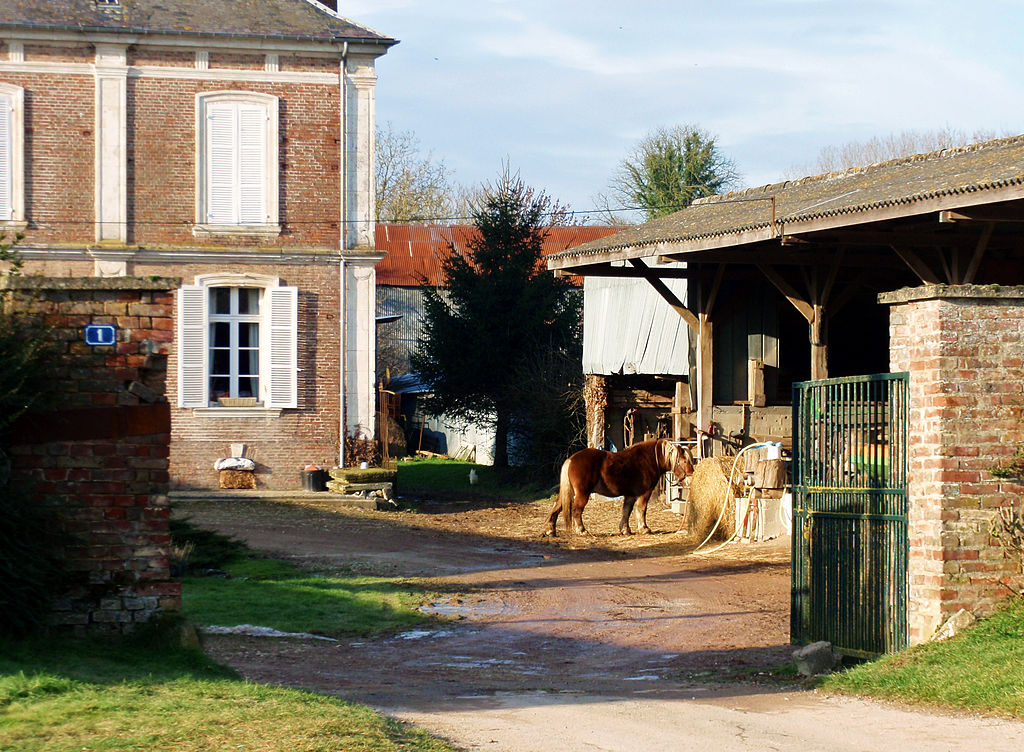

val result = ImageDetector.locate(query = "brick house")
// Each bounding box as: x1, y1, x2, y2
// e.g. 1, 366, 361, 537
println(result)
1, 0, 395, 490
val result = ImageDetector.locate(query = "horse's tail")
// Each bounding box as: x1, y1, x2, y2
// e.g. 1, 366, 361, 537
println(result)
559, 458, 573, 534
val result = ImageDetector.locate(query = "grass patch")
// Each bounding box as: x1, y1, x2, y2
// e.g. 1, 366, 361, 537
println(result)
183, 556, 440, 637
173, 515, 448, 638
397, 456, 554, 501
0, 637, 455, 751
821, 600, 1024, 716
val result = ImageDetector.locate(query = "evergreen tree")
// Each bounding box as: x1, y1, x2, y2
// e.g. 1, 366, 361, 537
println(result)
411, 168, 580, 468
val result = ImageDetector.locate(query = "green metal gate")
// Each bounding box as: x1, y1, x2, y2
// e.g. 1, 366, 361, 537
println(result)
791, 372, 909, 657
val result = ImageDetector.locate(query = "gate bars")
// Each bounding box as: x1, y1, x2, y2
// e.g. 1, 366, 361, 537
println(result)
791, 373, 910, 657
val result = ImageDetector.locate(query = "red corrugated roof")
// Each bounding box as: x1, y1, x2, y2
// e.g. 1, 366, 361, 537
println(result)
374, 224, 622, 286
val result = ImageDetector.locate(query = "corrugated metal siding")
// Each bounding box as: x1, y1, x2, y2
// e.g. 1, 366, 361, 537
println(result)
377, 286, 425, 372
375, 224, 622, 287
582, 261, 690, 376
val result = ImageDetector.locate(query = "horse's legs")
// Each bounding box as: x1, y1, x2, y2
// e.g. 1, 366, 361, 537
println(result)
635, 489, 655, 534
543, 496, 562, 537
570, 490, 590, 535
619, 497, 637, 535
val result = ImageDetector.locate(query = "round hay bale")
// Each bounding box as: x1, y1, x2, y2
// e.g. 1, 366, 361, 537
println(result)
685, 455, 745, 541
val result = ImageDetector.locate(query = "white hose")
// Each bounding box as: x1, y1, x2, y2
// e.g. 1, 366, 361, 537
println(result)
692, 441, 775, 555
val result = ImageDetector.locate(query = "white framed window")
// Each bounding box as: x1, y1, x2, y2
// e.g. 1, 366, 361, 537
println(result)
195, 91, 279, 235
0, 83, 25, 226
177, 274, 297, 409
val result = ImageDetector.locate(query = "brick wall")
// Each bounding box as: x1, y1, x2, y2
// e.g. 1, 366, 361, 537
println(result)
6, 46, 342, 250
884, 284, 1024, 644
158, 260, 343, 491
4, 277, 180, 636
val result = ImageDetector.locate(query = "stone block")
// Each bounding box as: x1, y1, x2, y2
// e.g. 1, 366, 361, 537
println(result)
792, 640, 840, 677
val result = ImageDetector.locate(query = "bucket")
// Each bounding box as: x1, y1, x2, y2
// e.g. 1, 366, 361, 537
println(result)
301, 468, 328, 492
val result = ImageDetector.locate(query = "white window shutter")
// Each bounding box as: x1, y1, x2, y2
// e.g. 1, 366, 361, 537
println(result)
238, 105, 267, 224
0, 95, 11, 222
177, 285, 209, 407
206, 104, 236, 224
265, 286, 298, 408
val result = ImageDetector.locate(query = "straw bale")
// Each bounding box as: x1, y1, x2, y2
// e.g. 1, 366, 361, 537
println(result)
685, 455, 745, 541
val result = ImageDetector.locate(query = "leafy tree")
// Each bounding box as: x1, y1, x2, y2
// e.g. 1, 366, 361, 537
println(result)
0, 231, 68, 637
411, 167, 581, 468
375, 121, 457, 222
602, 124, 739, 222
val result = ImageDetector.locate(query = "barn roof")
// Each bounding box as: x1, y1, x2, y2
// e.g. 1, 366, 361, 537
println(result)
375, 224, 621, 287
0, 0, 394, 45
547, 134, 1024, 272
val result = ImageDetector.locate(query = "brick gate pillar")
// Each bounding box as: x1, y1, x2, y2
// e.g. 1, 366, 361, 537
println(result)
881, 284, 1024, 645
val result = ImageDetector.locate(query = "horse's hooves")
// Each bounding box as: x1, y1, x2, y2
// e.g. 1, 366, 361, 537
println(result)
542, 529, 556, 538
619, 528, 633, 536
638, 527, 651, 535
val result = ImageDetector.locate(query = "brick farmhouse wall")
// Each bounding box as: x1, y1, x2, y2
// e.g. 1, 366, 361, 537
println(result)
4, 277, 180, 635
883, 284, 1024, 645
5, 39, 377, 491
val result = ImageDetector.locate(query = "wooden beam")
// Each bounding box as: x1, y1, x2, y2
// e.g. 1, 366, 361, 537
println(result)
757, 263, 813, 322
940, 208, 1024, 223
821, 249, 844, 307
554, 263, 692, 279
889, 245, 942, 284
963, 222, 995, 284
627, 258, 699, 332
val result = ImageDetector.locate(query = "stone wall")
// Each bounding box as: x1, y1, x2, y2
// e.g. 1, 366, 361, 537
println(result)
4, 276, 180, 635
883, 284, 1024, 645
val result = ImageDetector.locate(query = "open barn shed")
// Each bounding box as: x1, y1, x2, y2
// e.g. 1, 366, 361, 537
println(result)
548, 135, 1024, 653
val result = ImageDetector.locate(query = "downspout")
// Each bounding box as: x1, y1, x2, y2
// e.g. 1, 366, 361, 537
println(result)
338, 41, 349, 468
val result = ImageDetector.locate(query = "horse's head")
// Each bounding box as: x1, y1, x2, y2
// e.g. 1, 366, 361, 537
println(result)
662, 441, 695, 481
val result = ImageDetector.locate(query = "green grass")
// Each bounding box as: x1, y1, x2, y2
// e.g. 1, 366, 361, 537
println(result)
822, 600, 1024, 716
396, 456, 554, 501
0, 638, 455, 751
182, 557, 439, 637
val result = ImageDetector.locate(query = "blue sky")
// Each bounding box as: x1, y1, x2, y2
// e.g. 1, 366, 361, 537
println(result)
345, 0, 1024, 216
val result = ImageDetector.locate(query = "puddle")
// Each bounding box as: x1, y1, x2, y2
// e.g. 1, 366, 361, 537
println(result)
421, 598, 508, 618
202, 624, 338, 641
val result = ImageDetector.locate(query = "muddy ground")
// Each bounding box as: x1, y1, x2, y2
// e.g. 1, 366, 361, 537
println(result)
174, 492, 1024, 752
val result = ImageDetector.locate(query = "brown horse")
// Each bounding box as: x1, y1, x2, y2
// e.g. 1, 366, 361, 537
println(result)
544, 439, 695, 537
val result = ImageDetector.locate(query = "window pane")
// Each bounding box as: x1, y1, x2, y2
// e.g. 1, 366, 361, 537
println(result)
238, 288, 259, 315
238, 322, 258, 347
210, 376, 229, 398
211, 287, 231, 314
239, 349, 258, 376
238, 377, 258, 398
211, 321, 231, 347
210, 348, 231, 375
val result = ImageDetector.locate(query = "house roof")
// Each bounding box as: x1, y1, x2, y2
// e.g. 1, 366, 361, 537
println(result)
375, 224, 621, 287
0, 0, 395, 45
547, 134, 1024, 271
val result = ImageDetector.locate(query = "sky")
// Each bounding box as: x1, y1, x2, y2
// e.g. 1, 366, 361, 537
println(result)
343, 0, 1024, 219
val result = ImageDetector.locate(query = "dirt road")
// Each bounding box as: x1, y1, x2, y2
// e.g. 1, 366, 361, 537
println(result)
175, 494, 1024, 751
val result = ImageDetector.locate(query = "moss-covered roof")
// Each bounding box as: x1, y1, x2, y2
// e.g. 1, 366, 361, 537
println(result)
0, 0, 395, 45
550, 134, 1024, 267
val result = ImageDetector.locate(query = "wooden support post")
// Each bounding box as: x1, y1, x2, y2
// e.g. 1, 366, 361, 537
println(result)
810, 303, 827, 380
672, 379, 690, 440
697, 310, 713, 434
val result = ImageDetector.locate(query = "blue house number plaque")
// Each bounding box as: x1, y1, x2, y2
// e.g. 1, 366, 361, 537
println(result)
84, 324, 117, 346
